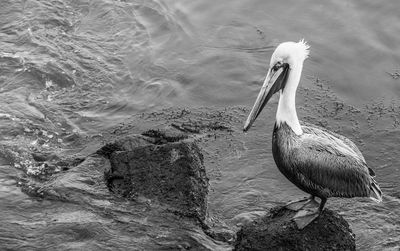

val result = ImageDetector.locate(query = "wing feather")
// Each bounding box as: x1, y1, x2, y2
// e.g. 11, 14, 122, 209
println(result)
291, 125, 372, 198
301, 121, 365, 162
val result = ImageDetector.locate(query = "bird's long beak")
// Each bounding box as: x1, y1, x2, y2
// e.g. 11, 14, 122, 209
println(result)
243, 63, 289, 132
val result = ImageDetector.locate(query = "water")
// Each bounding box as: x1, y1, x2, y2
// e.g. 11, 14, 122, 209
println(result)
1, 0, 399, 250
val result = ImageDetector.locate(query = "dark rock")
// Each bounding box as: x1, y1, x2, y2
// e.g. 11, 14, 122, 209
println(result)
96, 142, 123, 158
102, 129, 209, 222
141, 128, 188, 144
62, 133, 80, 143
97, 134, 153, 156
234, 206, 356, 251
204, 227, 236, 244
32, 152, 50, 162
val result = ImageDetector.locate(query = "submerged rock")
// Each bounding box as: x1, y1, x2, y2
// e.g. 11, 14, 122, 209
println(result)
234, 206, 356, 251
99, 128, 209, 222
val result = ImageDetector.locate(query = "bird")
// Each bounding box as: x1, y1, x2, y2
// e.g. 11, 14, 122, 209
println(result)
243, 40, 382, 229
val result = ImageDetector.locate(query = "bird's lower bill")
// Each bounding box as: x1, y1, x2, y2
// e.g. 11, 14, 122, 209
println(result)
243, 63, 289, 132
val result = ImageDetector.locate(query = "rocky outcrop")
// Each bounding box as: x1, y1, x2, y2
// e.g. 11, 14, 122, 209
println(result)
98, 127, 357, 251
234, 206, 356, 251
99, 128, 209, 222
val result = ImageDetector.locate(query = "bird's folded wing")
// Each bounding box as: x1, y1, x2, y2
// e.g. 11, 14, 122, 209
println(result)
301, 122, 365, 161
291, 127, 372, 198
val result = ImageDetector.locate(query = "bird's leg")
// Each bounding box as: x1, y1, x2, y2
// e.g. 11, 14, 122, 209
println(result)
285, 195, 316, 211
319, 197, 327, 212
292, 197, 327, 230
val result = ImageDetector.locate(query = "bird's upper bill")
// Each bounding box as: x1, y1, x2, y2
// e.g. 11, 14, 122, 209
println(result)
243, 40, 309, 132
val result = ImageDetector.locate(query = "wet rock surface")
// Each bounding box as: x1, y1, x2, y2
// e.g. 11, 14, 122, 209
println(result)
2, 105, 385, 250
100, 129, 209, 221
234, 206, 356, 251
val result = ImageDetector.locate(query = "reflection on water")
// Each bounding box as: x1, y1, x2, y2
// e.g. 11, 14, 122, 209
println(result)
1, 0, 400, 250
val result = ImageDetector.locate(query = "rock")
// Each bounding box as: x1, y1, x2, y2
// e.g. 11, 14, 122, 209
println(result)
204, 227, 236, 244
234, 206, 356, 251
99, 129, 209, 222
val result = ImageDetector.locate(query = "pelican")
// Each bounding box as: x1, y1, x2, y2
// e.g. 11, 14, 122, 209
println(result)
243, 40, 382, 229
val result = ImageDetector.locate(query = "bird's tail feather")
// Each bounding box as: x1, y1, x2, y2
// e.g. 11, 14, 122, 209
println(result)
369, 179, 382, 203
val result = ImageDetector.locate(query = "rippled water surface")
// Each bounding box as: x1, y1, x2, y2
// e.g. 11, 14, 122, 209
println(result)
1, 0, 400, 250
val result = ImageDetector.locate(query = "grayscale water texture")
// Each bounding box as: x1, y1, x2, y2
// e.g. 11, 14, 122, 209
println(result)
0, 0, 399, 250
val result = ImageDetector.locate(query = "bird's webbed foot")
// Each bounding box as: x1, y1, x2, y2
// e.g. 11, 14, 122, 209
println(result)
284, 196, 317, 211
292, 206, 320, 229
291, 197, 326, 229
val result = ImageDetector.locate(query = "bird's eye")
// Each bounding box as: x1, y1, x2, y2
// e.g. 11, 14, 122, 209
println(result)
272, 62, 282, 71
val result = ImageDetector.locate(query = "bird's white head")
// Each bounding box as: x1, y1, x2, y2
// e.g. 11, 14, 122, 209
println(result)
243, 40, 310, 134
270, 40, 310, 69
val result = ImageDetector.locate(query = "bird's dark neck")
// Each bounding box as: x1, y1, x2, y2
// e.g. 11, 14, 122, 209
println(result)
272, 121, 300, 187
